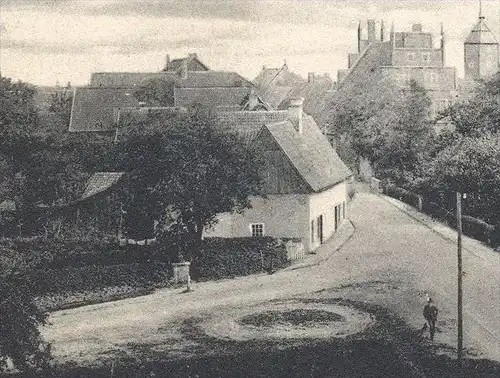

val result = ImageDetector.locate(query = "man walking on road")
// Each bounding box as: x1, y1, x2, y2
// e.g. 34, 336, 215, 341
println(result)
422, 298, 439, 341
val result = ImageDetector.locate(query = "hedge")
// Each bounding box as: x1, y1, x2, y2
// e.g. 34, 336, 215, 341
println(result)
383, 185, 421, 209
0, 237, 159, 270
191, 237, 289, 281
384, 189, 500, 248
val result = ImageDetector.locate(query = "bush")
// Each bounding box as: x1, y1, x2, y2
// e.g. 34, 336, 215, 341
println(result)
462, 215, 495, 244
31, 262, 170, 296
191, 237, 289, 281
0, 238, 172, 312
0, 266, 51, 372
0, 237, 159, 269
384, 185, 421, 209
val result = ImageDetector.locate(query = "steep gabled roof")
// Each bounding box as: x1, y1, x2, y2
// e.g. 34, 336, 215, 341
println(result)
174, 87, 251, 109
165, 54, 210, 71
465, 18, 499, 44
214, 110, 289, 144
90, 71, 252, 89
253, 64, 305, 88
262, 116, 352, 192
69, 87, 139, 132
258, 86, 293, 109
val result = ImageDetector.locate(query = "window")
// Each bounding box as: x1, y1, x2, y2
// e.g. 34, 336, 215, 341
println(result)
251, 223, 264, 237
407, 52, 416, 62
422, 52, 431, 63
428, 72, 439, 84
342, 202, 346, 219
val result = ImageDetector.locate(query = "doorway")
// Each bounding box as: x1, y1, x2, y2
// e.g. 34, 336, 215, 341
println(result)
317, 215, 324, 244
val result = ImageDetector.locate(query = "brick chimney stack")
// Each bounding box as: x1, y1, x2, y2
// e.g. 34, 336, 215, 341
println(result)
248, 87, 258, 110
308, 72, 315, 83
165, 54, 170, 70
288, 98, 304, 134
179, 59, 188, 79
367, 19, 376, 41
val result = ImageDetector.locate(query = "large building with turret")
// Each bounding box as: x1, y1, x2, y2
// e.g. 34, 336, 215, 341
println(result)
335, 20, 457, 120
333, 5, 499, 123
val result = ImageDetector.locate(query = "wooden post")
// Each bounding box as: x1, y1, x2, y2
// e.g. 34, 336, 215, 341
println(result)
456, 192, 463, 367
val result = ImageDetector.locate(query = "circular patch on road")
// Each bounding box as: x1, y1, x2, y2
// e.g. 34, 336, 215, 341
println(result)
240, 309, 343, 327
200, 300, 374, 342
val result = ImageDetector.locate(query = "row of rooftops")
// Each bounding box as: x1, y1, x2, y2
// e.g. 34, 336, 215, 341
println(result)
65, 52, 352, 196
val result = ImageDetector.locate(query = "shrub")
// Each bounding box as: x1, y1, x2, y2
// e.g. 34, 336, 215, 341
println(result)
462, 215, 495, 244
0, 263, 51, 372
191, 237, 288, 281
384, 185, 421, 209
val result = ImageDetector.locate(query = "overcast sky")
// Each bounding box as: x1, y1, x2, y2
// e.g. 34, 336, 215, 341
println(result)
0, 0, 499, 86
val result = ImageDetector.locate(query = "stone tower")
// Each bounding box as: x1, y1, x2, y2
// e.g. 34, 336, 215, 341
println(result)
464, 1, 499, 80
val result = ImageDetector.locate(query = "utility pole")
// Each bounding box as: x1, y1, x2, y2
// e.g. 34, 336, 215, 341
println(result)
456, 192, 463, 367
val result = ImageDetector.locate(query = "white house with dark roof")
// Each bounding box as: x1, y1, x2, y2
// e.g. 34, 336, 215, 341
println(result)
205, 99, 352, 253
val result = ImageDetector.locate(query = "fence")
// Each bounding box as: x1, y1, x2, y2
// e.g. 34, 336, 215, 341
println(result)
284, 239, 305, 261
380, 182, 499, 248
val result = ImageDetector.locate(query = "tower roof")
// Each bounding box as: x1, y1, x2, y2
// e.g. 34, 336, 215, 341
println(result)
465, 18, 499, 44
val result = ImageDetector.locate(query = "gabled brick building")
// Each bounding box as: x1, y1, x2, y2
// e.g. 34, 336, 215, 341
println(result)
336, 20, 457, 121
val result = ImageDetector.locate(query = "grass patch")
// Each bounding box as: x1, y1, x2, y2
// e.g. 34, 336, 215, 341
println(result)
240, 309, 343, 327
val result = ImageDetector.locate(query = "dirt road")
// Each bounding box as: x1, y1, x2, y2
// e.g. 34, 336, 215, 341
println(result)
43, 192, 500, 367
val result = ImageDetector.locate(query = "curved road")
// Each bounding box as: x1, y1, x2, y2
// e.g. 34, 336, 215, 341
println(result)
43, 192, 500, 365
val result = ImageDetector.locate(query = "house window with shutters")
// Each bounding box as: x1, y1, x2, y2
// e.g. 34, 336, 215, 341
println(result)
250, 223, 264, 237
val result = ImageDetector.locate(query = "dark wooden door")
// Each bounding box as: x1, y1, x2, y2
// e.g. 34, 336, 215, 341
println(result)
317, 215, 324, 244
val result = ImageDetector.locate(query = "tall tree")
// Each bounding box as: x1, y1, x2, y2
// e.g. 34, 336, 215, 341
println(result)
0, 77, 38, 199
134, 78, 175, 106
115, 106, 261, 260
445, 73, 500, 137
323, 79, 434, 187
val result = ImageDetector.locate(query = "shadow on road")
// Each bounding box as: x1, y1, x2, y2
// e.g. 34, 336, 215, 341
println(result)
19, 297, 500, 378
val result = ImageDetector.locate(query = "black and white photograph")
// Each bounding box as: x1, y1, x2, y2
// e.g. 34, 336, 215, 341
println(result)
1, 0, 499, 376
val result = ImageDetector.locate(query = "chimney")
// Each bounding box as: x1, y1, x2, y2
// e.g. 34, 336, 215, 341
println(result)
248, 87, 258, 110
288, 98, 304, 134
357, 21, 362, 52
179, 60, 188, 79
367, 19, 376, 41
308, 72, 315, 83
165, 54, 170, 70
412, 23, 422, 32
188, 52, 197, 59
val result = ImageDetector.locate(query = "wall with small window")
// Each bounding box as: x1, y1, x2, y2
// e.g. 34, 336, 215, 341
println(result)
391, 49, 442, 67
204, 194, 309, 242
308, 180, 348, 251
204, 181, 350, 253
381, 67, 456, 91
